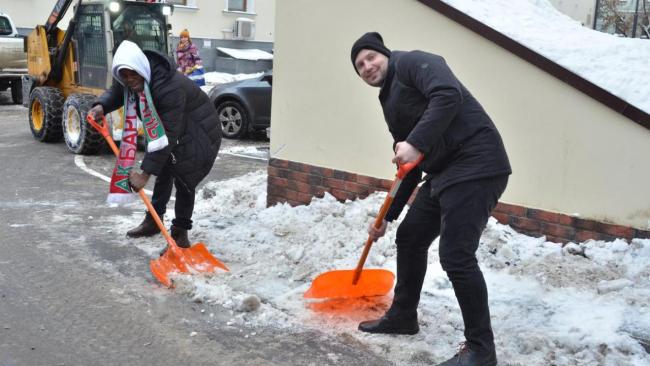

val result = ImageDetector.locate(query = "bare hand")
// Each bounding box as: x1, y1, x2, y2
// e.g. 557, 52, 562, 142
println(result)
368, 219, 388, 242
392, 141, 421, 165
88, 104, 104, 121
128, 171, 150, 192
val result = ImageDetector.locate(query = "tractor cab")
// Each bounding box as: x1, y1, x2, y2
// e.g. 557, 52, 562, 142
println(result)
74, 1, 171, 90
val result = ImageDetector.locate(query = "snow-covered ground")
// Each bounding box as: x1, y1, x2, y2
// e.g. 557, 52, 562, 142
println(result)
199, 71, 264, 94
442, 0, 650, 114
219, 145, 269, 160
113, 171, 650, 366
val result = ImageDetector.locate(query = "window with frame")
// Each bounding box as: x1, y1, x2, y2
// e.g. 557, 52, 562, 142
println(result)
228, 0, 247, 12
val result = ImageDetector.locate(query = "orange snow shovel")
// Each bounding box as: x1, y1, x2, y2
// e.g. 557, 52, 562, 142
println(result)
304, 155, 423, 299
87, 115, 228, 287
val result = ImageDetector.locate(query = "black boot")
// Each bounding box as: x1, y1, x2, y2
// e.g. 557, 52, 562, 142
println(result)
437, 343, 497, 366
171, 225, 191, 248
358, 313, 419, 335
126, 212, 161, 238
160, 226, 191, 256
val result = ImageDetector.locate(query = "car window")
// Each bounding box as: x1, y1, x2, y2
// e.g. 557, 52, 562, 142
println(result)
0, 17, 13, 36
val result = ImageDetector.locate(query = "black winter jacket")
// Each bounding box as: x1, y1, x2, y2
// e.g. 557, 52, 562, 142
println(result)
382, 51, 511, 221
95, 51, 221, 189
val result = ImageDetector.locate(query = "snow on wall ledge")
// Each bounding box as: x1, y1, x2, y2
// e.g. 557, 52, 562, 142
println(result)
420, 0, 650, 127
268, 158, 650, 243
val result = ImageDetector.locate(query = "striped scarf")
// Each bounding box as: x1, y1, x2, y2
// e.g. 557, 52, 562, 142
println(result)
106, 83, 168, 203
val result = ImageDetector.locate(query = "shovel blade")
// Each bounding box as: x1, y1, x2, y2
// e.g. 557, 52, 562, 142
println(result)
183, 242, 229, 272
150, 242, 229, 287
304, 269, 395, 299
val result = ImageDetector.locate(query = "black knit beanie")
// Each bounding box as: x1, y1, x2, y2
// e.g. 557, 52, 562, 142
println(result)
350, 32, 391, 74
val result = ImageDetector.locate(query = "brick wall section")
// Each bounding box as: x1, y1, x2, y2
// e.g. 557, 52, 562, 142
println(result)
267, 158, 393, 207
493, 203, 650, 243
268, 159, 650, 243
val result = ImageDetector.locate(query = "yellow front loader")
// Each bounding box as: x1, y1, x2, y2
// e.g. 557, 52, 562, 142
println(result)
24, 0, 173, 154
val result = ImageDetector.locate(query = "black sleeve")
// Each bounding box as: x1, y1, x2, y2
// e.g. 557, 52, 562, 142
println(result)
140, 82, 187, 176
397, 51, 462, 154
384, 166, 422, 222
93, 80, 125, 113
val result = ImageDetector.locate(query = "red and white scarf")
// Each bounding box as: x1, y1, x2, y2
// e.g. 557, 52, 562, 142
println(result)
106, 85, 168, 203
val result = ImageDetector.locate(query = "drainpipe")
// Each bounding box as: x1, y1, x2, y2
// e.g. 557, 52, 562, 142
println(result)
593, 0, 601, 30
632, 0, 641, 37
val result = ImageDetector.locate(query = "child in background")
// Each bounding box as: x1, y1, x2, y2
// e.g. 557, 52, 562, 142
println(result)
176, 29, 206, 86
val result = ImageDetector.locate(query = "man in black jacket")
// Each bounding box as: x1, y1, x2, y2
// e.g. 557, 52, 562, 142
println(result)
89, 41, 221, 251
351, 32, 511, 366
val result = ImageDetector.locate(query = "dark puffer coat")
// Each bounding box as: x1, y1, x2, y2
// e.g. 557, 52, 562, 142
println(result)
382, 51, 511, 221
95, 51, 221, 189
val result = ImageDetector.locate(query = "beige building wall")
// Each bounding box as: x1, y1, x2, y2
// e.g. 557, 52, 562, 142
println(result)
271, 0, 650, 230
0, 0, 74, 30
548, 0, 596, 27
0, 0, 274, 42
169, 0, 274, 42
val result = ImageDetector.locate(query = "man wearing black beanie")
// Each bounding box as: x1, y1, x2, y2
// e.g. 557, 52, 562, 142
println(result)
351, 32, 511, 366
350, 32, 391, 76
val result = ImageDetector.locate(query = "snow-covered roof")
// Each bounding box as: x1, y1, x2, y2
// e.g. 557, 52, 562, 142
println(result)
440, 0, 650, 117
217, 47, 273, 61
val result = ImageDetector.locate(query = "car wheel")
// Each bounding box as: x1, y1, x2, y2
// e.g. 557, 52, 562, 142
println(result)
217, 100, 248, 139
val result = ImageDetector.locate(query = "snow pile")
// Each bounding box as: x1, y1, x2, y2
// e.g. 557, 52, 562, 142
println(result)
219, 145, 269, 160
217, 47, 273, 61
200, 71, 264, 94
116, 171, 650, 365
442, 0, 650, 114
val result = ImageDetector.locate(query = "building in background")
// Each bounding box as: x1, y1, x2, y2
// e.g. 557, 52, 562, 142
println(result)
549, 0, 649, 38
163, 0, 274, 73
594, 0, 649, 38
0, 0, 275, 72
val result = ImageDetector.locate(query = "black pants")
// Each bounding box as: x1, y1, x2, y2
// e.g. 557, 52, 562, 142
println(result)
388, 175, 508, 353
151, 164, 196, 230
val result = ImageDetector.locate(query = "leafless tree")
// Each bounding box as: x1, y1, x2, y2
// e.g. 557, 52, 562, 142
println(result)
597, 0, 649, 38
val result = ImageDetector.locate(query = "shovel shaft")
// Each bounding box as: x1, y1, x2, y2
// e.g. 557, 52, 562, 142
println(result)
352, 179, 400, 284
351, 154, 424, 285
87, 116, 179, 251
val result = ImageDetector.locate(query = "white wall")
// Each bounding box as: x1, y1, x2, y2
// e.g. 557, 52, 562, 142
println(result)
0, 0, 74, 30
548, 0, 596, 27
271, 0, 650, 230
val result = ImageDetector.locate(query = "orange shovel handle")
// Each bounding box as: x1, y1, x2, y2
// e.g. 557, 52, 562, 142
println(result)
351, 154, 423, 285
86, 115, 180, 253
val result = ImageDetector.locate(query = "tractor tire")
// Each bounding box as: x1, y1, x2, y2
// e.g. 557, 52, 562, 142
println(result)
62, 93, 103, 155
10, 80, 22, 104
29, 87, 64, 142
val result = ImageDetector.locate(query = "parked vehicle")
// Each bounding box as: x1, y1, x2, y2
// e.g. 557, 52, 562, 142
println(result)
208, 71, 272, 139
0, 12, 27, 104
